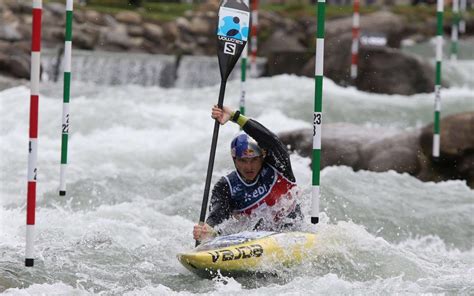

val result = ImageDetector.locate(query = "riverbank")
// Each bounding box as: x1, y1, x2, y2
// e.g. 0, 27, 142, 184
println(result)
1, 0, 473, 94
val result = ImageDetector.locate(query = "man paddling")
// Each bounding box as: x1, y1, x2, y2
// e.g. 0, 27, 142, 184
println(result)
194, 105, 302, 242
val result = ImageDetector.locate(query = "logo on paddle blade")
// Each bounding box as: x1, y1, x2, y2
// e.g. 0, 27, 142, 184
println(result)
217, 7, 249, 42
224, 42, 236, 55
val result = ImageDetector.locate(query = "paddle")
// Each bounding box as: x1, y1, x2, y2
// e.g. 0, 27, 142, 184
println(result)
196, 0, 250, 246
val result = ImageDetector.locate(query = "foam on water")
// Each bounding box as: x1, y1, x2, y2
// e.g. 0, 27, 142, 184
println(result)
1, 73, 473, 294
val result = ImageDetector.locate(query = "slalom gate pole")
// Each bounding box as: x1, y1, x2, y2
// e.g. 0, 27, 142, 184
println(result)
459, 0, 466, 34
351, 0, 360, 80
26, 0, 42, 267
59, 0, 73, 196
250, 0, 258, 78
240, 43, 248, 117
450, 0, 459, 60
433, 0, 444, 161
311, 0, 326, 225
196, 0, 250, 246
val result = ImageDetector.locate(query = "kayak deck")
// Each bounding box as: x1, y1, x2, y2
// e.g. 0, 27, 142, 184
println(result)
177, 231, 316, 278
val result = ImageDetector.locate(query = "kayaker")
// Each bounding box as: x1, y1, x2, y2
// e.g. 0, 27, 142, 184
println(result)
193, 105, 303, 242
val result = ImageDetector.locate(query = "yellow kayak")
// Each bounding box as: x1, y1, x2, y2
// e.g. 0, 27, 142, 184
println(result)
177, 231, 317, 278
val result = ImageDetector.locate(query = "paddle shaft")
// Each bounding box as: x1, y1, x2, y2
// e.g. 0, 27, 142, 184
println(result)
197, 79, 227, 246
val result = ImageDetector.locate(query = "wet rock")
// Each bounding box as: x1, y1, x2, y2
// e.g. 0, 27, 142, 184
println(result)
44, 2, 65, 17
419, 112, 474, 186
176, 17, 191, 32
128, 25, 144, 37
84, 10, 106, 26
74, 24, 100, 49
279, 123, 398, 170
356, 46, 437, 95
143, 23, 164, 43
260, 30, 306, 56
0, 74, 26, 90
302, 34, 439, 95
115, 11, 142, 25
104, 14, 119, 28
2, 7, 19, 23
7, 1, 32, 14
360, 130, 422, 174
162, 21, 179, 41
74, 10, 86, 24
9, 54, 30, 79
279, 114, 474, 188
422, 112, 474, 157
189, 16, 212, 35
100, 26, 134, 50
0, 52, 30, 79
311, 11, 406, 48
0, 25, 22, 42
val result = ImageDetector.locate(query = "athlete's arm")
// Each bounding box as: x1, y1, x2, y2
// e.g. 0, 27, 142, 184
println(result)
210, 105, 295, 182
205, 177, 232, 227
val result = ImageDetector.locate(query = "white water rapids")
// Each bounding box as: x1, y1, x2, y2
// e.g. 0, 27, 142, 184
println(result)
0, 55, 473, 294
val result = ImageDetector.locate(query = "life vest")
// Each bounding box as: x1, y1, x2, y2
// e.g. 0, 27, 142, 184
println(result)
224, 164, 296, 218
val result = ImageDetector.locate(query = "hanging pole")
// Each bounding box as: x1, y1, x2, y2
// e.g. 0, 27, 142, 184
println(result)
350, 0, 360, 80
311, 0, 326, 225
59, 0, 74, 196
240, 43, 248, 117
250, 0, 258, 78
433, 0, 444, 161
26, 0, 42, 267
450, 0, 459, 60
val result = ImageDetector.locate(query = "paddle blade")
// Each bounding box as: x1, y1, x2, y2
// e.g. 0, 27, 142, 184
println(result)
217, 0, 250, 81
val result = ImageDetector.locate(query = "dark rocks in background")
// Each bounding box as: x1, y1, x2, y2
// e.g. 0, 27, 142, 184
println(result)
99, 25, 137, 51
0, 41, 30, 79
1, 1, 473, 93
266, 51, 314, 76
115, 11, 142, 25
260, 29, 309, 76
300, 11, 444, 95
419, 112, 474, 187
279, 112, 474, 188
84, 10, 107, 26
143, 23, 164, 43
44, 2, 65, 17
0, 23, 23, 42
302, 34, 441, 95
279, 123, 399, 171
260, 30, 306, 56
360, 130, 422, 174
355, 46, 436, 95
73, 24, 100, 50
7, 54, 30, 79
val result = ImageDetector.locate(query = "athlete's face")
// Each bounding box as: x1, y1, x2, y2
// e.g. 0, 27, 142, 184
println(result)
234, 156, 264, 182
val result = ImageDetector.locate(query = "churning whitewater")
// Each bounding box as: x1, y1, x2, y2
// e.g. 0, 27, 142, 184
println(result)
1, 66, 473, 294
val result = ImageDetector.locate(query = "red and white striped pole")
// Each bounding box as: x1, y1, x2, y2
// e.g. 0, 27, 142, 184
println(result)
250, 0, 258, 78
351, 0, 360, 80
26, 0, 42, 267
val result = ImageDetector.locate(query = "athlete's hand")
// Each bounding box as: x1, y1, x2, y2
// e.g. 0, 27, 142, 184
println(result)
193, 223, 216, 241
211, 105, 232, 125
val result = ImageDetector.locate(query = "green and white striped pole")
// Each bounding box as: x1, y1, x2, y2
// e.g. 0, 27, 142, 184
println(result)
240, 43, 248, 116
433, 0, 444, 160
59, 0, 73, 196
239, 0, 249, 117
450, 0, 459, 60
311, 0, 326, 225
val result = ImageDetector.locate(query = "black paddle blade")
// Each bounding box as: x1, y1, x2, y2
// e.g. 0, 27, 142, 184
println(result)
217, 0, 250, 81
